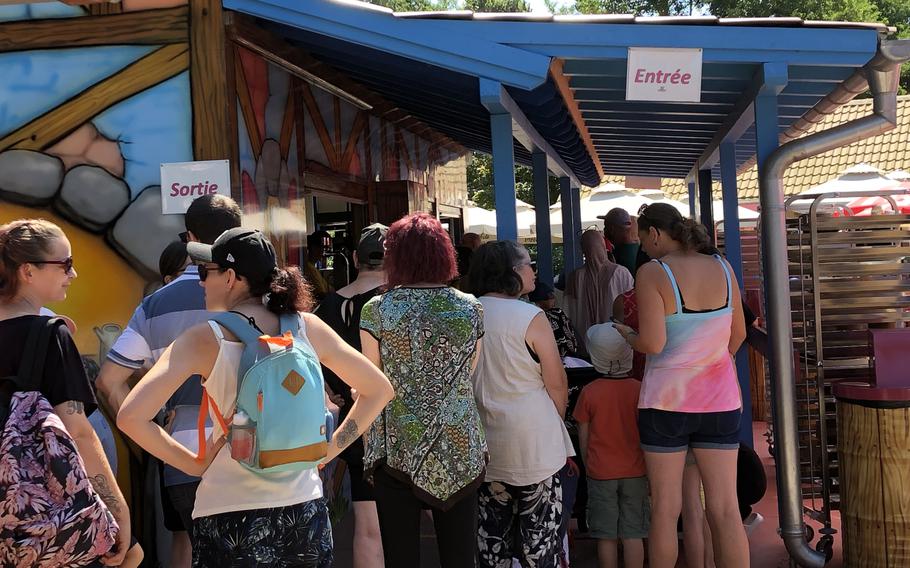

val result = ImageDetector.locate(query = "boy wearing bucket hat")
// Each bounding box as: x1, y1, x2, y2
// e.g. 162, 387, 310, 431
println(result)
574, 324, 650, 568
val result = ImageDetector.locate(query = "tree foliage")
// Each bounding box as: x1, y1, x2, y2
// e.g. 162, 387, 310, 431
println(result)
573, 0, 693, 16
467, 153, 561, 209
367, 0, 528, 10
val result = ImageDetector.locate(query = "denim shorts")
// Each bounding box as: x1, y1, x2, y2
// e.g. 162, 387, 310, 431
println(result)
638, 408, 742, 453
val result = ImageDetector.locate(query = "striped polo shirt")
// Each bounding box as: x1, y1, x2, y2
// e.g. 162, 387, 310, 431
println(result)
108, 265, 210, 486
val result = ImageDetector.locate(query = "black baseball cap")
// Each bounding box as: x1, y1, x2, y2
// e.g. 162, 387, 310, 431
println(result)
597, 207, 632, 226
357, 223, 388, 267
187, 227, 277, 282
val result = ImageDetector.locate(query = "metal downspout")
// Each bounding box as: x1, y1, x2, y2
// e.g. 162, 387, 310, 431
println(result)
757, 39, 910, 568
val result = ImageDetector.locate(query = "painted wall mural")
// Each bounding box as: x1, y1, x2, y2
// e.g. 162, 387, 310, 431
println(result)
0, 3, 194, 356
234, 45, 468, 266
1, 1, 468, 357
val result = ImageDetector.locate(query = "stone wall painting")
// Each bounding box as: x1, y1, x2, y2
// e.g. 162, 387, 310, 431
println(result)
0, 6, 194, 357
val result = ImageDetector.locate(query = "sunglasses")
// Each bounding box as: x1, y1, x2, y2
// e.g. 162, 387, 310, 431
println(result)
196, 263, 224, 282
27, 256, 74, 273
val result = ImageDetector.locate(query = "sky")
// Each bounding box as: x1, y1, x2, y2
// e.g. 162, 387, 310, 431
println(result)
528, 0, 571, 13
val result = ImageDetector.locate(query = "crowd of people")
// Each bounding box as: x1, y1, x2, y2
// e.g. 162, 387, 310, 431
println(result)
0, 193, 760, 568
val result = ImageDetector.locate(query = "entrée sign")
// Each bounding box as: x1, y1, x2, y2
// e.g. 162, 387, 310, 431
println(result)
160, 160, 231, 215
626, 47, 703, 102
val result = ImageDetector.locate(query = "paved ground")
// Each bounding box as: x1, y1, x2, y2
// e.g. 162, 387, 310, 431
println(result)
332, 422, 845, 567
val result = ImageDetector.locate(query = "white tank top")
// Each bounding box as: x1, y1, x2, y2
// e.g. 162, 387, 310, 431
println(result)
192, 315, 323, 519
473, 297, 574, 485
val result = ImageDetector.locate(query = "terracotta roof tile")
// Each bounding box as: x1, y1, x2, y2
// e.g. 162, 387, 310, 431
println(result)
662, 95, 910, 201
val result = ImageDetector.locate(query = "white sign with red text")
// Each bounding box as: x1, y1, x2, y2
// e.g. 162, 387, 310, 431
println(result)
626, 48, 703, 102
160, 160, 231, 215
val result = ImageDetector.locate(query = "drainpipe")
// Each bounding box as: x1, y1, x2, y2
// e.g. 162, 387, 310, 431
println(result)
758, 39, 910, 568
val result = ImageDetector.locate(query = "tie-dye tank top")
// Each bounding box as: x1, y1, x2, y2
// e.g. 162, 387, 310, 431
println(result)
639, 255, 741, 413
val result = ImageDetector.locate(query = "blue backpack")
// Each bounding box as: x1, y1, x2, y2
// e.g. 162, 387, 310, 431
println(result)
197, 312, 331, 473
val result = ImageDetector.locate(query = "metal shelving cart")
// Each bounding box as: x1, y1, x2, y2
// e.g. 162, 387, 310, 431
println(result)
775, 190, 910, 562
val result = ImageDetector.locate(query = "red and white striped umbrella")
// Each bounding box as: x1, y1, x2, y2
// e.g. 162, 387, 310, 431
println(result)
846, 183, 910, 215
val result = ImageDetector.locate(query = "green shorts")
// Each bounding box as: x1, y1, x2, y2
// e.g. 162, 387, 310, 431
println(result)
586, 476, 651, 540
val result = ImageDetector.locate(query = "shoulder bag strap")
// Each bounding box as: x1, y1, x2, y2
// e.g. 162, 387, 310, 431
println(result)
18, 316, 64, 392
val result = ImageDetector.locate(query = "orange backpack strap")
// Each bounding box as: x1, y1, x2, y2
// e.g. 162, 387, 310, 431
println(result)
196, 390, 229, 463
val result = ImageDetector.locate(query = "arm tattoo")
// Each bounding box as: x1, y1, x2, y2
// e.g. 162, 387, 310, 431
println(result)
335, 419, 360, 449
64, 401, 84, 415
90, 474, 121, 515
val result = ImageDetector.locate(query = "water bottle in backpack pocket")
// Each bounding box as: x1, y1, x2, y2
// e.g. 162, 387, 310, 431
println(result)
198, 312, 331, 473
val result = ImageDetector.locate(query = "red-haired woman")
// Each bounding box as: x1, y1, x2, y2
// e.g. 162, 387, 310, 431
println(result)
359, 212, 486, 567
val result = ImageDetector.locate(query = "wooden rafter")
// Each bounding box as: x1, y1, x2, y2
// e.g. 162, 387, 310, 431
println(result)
549, 58, 605, 182
85, 3, 123, 16
0, 6, 188, 53
226, 13, 465, 157
395, 128, 415, 174
189, 0, 230, 161
340, 111, 368, 172
234, 49, 263, 158
300, 82, 340, 170
224, 36, 243, 199
0, 43, 189, 153
279, 92, 296, 160
333, 98, 342, 160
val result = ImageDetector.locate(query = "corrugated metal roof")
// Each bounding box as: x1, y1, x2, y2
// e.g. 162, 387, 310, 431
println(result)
379, 4, 893, 33
663, 95, 910, 200
233, 0, 887, 188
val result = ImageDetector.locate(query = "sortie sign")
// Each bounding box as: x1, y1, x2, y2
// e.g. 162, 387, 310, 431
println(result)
626, 47, 703, 102
160, 160, 231, 215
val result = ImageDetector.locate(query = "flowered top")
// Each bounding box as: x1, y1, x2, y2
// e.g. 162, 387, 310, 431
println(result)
360, 286, 486, 509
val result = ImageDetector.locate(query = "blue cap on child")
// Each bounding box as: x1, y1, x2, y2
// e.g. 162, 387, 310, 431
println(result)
586, 323, 633, 377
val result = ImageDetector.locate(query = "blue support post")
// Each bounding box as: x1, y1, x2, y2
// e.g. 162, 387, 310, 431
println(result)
752, 87, 782, 444
532, 149, 554, 286
721, 142, 753, 447
687, 178, 697, 218
571, 183, 583, 258
560, 176, 578, 275
720, 143, 744, 280
697, 168, 715, 238
489, 112, 518, 241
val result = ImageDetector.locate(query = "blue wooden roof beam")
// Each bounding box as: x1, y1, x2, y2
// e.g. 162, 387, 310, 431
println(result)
480, 78, 581, 188
226, 0, 553, 89
224, 0, 882, 189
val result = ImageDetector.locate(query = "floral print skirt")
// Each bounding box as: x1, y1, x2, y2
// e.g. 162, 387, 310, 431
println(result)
192, 498, 333, 568
478, 474, 563, 568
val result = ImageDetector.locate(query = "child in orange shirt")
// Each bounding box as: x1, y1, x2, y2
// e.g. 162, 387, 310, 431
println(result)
574, 324, 649, 568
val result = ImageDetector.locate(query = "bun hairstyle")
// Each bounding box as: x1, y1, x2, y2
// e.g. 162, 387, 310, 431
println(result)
0, 219, 65, 301
637, 203, 710, 252
247, 265, 313, 315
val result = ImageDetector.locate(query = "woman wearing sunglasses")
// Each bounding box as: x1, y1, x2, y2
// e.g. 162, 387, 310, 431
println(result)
118, 227, 394, 567
0, 219, 132, 566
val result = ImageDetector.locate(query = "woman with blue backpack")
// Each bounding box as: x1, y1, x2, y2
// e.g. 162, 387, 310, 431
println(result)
118, 227, 394, 567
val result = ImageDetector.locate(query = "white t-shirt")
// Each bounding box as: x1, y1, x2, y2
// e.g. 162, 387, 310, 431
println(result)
192, 316, 323, 519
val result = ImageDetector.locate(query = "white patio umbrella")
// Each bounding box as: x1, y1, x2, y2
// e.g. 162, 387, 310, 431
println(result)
465, 202, 536, 239
464, 206, 497, 238
545, 184, 659, 237
713, 200, 759, 222
791, 163, 902, 213
639, 189, 690, 216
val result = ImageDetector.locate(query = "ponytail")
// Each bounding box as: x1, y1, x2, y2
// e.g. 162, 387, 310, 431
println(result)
670, 218, 711, 252
247, 265, 312, 315
638, 203, 710, 252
